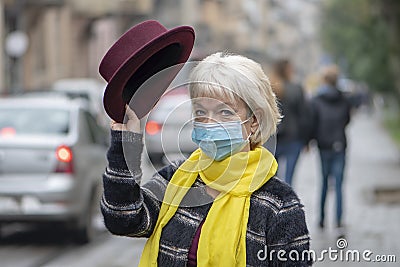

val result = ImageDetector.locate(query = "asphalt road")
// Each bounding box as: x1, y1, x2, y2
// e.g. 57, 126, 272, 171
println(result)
0, 223, 146, 267
0, 155, 156, 267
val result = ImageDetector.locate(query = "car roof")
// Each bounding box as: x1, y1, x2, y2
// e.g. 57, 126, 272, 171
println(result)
52, 78, 105, 94
0, 94, 88, 110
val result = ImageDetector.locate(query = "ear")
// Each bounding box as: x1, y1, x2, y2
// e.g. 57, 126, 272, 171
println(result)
250, 109, 262, 134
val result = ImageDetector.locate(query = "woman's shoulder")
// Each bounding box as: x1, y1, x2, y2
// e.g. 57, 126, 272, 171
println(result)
251, 176, 303, 211
154, 160, 185, 182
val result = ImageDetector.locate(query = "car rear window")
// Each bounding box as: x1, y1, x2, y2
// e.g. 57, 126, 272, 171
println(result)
0, 108, 70, 136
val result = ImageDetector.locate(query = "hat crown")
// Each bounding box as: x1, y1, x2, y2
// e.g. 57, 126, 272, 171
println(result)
99, 19, 195, 122
99, 20, 168, 81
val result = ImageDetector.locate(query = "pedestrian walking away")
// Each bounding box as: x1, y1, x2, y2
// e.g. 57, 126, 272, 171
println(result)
271, 59, 312, 186
310, 64, 352, 237
99, 20, 312, 266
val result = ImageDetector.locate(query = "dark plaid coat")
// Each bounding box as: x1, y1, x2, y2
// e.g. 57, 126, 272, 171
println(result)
101, 130, 312, 266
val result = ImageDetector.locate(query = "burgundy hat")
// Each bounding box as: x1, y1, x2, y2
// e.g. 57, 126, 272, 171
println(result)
99, 20, 195, 122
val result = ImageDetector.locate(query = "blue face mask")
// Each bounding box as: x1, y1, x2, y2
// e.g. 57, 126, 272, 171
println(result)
191, 118, 252, 161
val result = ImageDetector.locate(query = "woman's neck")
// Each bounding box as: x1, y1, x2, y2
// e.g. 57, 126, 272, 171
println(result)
206, 186, 220, 199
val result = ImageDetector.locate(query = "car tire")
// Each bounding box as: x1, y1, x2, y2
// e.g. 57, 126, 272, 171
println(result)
73, 185, 102, 244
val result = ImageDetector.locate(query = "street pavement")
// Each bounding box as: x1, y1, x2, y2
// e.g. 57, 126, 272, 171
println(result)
294, 110, 400, 266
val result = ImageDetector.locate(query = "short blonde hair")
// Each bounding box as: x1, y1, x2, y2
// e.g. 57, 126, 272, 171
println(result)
189, 52, 281, 147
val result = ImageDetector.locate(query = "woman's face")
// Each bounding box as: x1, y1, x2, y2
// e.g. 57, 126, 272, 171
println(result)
192, 94, 254, 151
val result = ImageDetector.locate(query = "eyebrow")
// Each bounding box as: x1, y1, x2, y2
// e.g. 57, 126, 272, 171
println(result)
192, 101, 236, 109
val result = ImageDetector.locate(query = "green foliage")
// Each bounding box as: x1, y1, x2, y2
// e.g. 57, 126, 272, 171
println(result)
320, 0, 395, 93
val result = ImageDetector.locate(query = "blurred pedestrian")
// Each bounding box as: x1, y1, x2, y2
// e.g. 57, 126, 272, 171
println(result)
100, 48, 312, 264
271, 59, 312, 186
311, 64, 352, 236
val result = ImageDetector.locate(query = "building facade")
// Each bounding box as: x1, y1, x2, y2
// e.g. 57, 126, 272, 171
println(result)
0, 0, 154, 94
0, 0, 321, 94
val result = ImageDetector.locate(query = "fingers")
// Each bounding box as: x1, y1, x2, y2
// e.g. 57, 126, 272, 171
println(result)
109, 106, 141, 133
110, 120, 125, 131
125, 105, 139, 121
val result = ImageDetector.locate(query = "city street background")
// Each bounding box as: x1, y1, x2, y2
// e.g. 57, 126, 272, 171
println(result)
1, 0, 400, 266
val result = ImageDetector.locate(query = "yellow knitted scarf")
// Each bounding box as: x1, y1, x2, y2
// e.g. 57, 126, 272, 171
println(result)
139, 146, 278, 266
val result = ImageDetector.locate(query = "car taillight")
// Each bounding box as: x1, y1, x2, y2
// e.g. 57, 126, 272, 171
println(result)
0, 127, 16, 137
145, 120, 161, 135
55, 145, 74, 173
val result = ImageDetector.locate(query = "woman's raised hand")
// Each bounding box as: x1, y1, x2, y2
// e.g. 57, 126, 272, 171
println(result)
110, 105, 141, 133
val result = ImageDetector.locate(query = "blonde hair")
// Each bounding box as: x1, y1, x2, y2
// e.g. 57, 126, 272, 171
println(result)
189, 52, 281, 148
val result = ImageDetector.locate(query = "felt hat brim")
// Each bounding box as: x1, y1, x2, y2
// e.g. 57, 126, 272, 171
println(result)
102, 26, 195, 122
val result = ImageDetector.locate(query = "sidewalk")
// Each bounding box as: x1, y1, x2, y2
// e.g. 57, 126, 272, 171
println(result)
294, 110, 400, 266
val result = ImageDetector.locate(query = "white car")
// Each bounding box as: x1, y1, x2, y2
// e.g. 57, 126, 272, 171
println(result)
0, 95, 108, 243
52, 78, 109, 128
143, 88, 197, 164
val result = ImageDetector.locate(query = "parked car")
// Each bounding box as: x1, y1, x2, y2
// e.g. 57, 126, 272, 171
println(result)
0, 95, 108, 243
144, 88, 197, 164
52, 78, 109, 128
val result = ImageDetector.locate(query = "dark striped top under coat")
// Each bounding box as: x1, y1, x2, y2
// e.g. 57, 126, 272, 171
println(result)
101, 130, 313, 266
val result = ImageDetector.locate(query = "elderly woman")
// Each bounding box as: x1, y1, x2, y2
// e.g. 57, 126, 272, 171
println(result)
101, 52, 312, 266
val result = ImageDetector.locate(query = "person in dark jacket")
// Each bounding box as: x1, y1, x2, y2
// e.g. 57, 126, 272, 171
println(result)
311, 65, 351, 235
272, 59, 311, 186
102, 52, 312, 266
